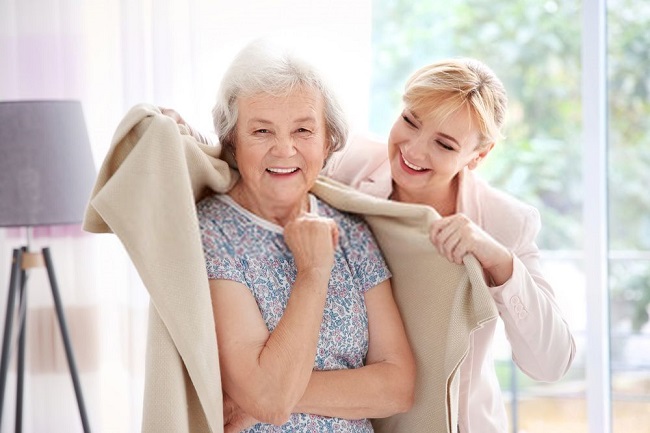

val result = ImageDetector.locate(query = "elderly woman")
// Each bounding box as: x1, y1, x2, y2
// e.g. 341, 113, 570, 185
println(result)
196, 41, 415, 433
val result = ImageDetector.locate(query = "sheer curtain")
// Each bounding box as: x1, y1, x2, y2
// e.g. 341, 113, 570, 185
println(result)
0, 1, 371, 432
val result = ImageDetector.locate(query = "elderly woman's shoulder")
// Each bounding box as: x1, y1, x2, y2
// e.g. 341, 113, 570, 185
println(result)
196, 192, 228, 217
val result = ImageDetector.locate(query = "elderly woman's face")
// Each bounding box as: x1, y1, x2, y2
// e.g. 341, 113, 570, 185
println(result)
233, 86, 328, 211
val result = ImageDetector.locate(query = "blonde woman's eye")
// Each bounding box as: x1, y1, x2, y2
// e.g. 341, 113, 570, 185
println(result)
402, 115, 417, 128
437, 140, 454, 151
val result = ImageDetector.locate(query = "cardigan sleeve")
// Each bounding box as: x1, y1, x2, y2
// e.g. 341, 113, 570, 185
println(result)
487, 207, 576, 382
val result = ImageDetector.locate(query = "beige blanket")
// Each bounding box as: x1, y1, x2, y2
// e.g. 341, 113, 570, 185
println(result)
83, 104, 497, 433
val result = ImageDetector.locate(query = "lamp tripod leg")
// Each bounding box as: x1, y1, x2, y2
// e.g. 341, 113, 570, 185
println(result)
42, 248, 91, 433
15, 251, 28, 433
0, 248, 23, 427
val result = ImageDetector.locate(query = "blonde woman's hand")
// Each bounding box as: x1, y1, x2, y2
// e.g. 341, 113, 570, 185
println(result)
158, 106, 215, 145
429, 213, 513, 285
159, 107, 189, 126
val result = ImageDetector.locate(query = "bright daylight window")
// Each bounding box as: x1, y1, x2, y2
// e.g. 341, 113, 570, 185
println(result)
370, 0, 650, 432
607, 1, 650, 431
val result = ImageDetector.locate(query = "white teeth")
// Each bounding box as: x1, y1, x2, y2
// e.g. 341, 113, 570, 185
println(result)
267, 167, 298, 174
402, 154, 426, 171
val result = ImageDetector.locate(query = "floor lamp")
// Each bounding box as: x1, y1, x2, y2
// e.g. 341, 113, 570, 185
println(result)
0, 100, 97, 432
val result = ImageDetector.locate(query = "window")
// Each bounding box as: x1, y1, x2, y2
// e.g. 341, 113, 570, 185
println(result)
371, 0, 650, 431
608, 1, 650, 432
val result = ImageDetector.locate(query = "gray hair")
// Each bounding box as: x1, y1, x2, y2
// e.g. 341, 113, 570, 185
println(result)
212, 40, 349, 163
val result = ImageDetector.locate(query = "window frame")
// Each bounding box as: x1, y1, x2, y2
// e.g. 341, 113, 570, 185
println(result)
583, 0, 612, 432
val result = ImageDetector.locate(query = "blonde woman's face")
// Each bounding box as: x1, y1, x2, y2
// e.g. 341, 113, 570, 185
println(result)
387, 105, 489, 198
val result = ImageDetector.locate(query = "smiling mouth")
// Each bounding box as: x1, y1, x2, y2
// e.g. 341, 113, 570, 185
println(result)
401, 153, 427, 171
267, 167, 299, 174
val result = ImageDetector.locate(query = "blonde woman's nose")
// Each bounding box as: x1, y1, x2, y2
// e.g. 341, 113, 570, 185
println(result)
406, 133, 430, 156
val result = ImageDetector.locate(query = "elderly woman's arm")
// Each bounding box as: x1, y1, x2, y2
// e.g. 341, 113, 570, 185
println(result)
295, 278, 416, 418
211, 275, 327, 426
211, 214, 338, 426
222, 279, 415, 431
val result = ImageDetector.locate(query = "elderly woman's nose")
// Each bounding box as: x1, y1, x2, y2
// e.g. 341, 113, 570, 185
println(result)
272, 136, 297, 156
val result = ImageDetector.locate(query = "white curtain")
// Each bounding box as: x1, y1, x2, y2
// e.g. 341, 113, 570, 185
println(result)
0, 1, 371, 432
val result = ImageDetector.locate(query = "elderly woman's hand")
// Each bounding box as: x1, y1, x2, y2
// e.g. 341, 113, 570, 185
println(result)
223, 392, 258, 433
284, 214, 339, 276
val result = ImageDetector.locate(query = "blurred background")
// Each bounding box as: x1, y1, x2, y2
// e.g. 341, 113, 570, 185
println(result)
0, 0, 648, 432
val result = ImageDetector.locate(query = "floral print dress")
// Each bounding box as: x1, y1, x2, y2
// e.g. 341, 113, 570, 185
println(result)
198, 193, 391, 433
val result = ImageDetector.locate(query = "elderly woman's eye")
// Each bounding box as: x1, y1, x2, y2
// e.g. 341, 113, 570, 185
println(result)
296, 128, 312, 133
254, 128, 270, 134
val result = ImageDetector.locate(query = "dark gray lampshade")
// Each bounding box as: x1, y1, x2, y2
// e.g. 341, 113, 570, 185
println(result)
0, 100, 97, 227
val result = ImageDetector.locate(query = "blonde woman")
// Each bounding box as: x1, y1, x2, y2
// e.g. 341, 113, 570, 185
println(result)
322, 59, 575, 433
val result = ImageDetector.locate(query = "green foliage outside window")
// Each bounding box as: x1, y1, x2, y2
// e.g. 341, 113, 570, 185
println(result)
371, 0, 650, 354
608, 2, 650, 338
371, 0, 583, 250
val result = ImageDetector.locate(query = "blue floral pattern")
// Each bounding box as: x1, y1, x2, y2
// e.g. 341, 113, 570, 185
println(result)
198, 194, 391, 433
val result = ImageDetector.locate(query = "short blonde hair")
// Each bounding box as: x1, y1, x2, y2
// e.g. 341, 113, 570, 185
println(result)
213, 40, 348, 163
403, 58, 508, 149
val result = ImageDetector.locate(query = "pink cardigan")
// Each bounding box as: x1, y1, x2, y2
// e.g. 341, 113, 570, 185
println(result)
323, 134, 576, 433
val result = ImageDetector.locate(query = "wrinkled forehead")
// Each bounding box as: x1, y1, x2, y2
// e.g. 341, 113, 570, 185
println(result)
240, 82, 321, 103
242, 85, 324, 113
234, 87, 327, 134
